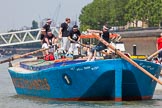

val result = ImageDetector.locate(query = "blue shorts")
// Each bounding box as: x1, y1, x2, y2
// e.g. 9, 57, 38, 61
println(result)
91, 45, 106, 53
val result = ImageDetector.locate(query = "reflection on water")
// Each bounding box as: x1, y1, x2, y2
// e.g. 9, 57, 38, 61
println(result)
0, 57, 162, 108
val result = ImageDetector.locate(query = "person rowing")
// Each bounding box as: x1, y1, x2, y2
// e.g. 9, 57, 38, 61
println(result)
86, 25, 111, 62
42, 30, 57, 60
87, 29, 121, 43
67, 25, 81, 56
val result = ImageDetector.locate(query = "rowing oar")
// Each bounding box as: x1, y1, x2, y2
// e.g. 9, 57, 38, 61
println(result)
71, 40, 110, 56
69, 39, 90, 48
92, 33, 162, 85
147, 49, 162, 61
0, 48, 49, 64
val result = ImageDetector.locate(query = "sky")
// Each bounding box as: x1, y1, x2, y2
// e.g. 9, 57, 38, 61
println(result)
0, 0, 93, 32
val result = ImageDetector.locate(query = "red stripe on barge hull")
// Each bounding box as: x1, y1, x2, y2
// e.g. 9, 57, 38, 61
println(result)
115, 98, 122, 102
122, 96, 152, 101
50, 96, 152, 101
29, 97, 152, 101
18, 95, 153, 101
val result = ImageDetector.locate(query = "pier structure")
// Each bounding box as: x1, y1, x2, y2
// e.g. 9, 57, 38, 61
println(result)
0, 27, 59, 47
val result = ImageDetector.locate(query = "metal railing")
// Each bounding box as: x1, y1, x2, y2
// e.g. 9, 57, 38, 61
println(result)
0, 27, 59, 47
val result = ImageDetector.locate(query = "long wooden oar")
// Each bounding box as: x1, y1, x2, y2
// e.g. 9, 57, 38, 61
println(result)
92, 33, 162, 85
0, 48, 49, 64
147, 49, 162, 61
72, 40, 110, 55
71, 40, 90, 48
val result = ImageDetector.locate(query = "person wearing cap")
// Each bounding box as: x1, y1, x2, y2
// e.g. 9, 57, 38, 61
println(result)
86, 25, 111, 62
87, 26, 121, 42
156, 33, 162, 63
40, 19, 52, 44
67, 25, 81, 55
58, 18, 71, 53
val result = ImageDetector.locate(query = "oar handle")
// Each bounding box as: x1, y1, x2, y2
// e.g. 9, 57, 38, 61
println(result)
77, 42, 91, 48
73, 40, 111, 56
147, 49, 162, 60
92, 33, 162, 85
0, 57, 13, 64
70, 40, 91, 48
0, 48, 49, 64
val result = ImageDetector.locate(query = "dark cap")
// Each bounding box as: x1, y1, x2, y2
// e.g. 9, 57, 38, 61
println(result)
73, 25, 78, 29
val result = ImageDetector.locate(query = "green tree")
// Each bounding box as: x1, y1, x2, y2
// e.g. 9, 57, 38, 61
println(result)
31, 20, 39, 36
79, 0, 162, 30
125, 0, 162, 27
79, 0, 111, 31
109, 0, 128, 26
79, 0, 128, 31
31, 20, 38, 29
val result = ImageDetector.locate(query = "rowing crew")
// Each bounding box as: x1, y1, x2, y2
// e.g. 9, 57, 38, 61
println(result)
41, 23, 82, 60
40, 19, 121, 61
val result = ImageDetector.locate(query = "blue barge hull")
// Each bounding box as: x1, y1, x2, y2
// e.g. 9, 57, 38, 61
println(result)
8, 59, 161, 101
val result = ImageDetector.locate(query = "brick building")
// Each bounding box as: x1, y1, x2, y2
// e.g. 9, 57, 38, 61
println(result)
118, 29, 162, 56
